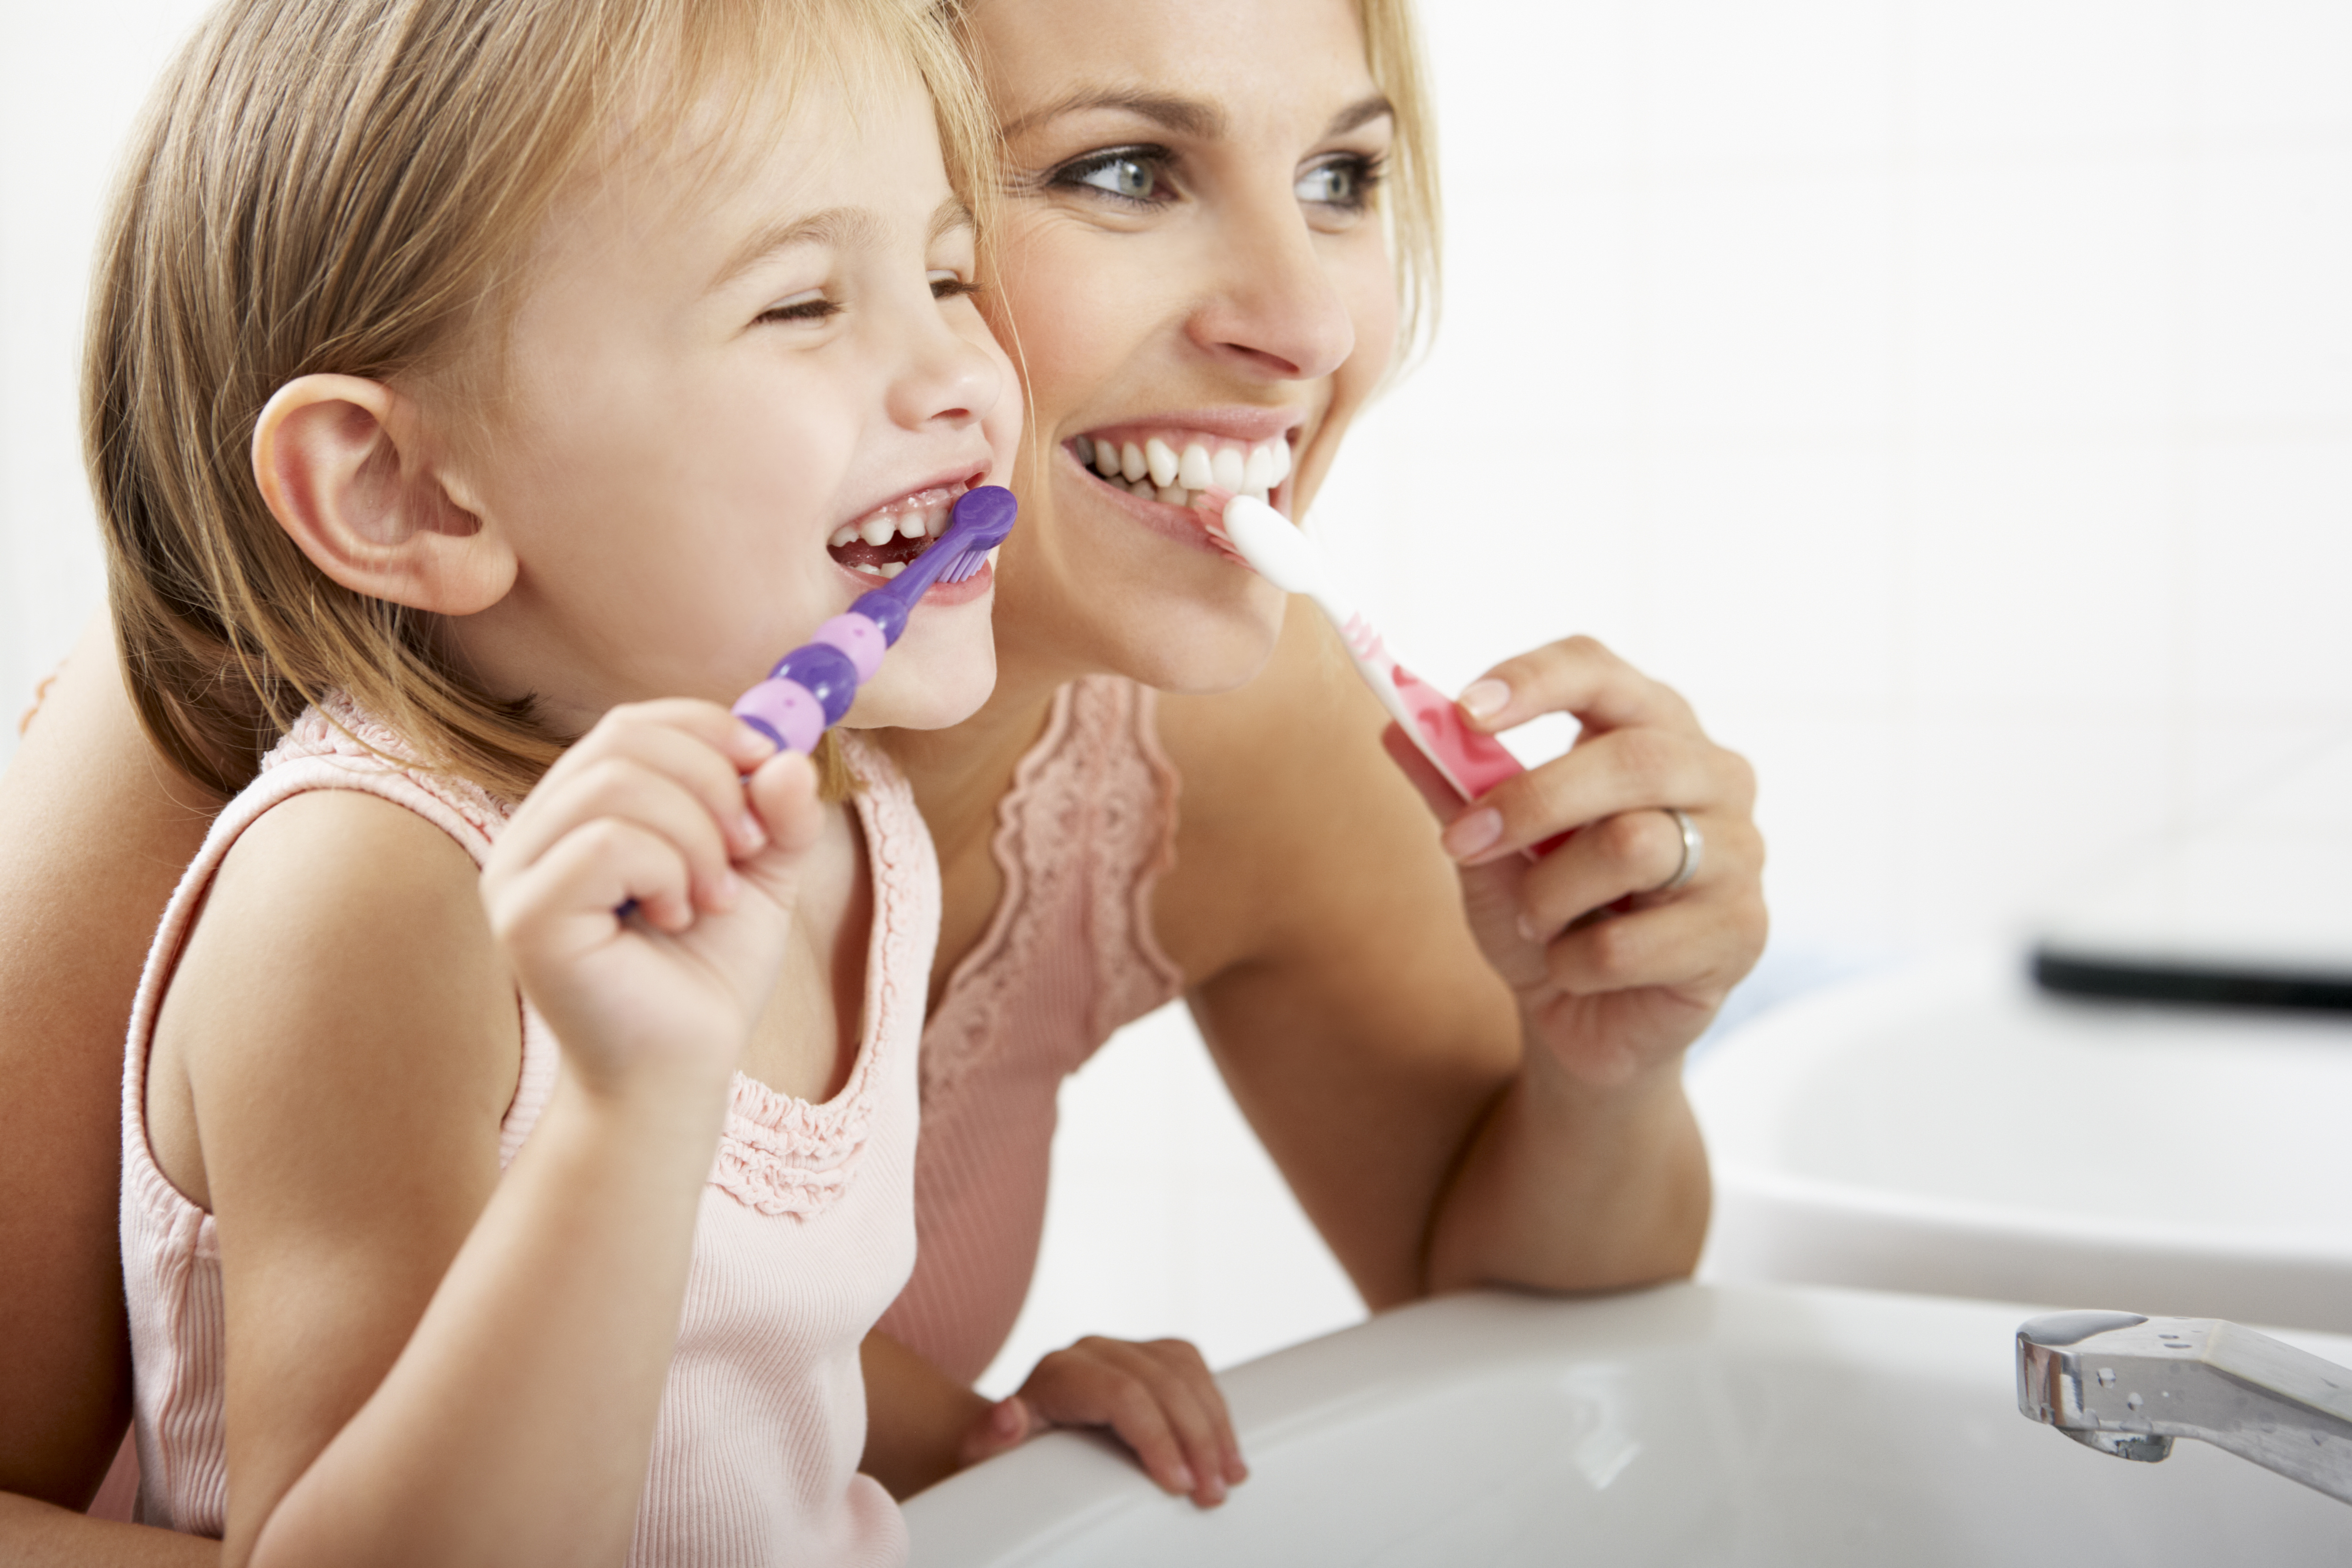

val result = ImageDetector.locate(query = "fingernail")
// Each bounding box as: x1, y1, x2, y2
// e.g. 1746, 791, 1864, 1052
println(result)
1459, 678, 1510, 721
1441, 807, 1503, 860
992, 1401, 1023, 1437
1168, 1464, 1195, 1493
732, 811, 768, 855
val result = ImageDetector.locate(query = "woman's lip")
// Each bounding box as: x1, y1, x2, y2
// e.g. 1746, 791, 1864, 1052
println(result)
1075, 407, 1305, 445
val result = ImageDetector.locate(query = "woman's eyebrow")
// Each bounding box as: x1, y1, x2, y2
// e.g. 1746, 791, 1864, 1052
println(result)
1000, 89, 1394, 144
712, 196, 969, 293
999, 90, 1224, 141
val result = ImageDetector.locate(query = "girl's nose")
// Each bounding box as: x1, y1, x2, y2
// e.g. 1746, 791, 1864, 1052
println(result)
889, 299, 1004, 430
1185, 190, 1357, 383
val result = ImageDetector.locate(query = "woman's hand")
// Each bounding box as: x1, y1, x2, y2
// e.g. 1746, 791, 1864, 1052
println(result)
958, 1337, 1248, 1509
480, 700, 826, 1098
1385, 636, 1766, 1086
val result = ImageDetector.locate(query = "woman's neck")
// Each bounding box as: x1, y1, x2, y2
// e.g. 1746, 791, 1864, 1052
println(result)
872, 634, 1086, 866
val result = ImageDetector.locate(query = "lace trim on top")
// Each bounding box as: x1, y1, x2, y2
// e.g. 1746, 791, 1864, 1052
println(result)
920, 676, 1183, 1106
707, 730, 929, 1218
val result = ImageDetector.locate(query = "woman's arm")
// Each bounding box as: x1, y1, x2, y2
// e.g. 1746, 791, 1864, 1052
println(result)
1157, 605, 1762, 1305
0, 611, 221, 1561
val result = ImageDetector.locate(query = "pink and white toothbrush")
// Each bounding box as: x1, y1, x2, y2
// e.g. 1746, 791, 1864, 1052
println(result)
1200, 490, 1562, 856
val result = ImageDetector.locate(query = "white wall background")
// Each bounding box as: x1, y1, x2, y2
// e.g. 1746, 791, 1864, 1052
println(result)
5, 3, 2349, 1391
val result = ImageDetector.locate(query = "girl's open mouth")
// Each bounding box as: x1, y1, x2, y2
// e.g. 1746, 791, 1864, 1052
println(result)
825, 482, 972, 581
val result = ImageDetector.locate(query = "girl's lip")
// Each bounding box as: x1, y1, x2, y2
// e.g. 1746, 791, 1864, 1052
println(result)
830, 553, 994, 606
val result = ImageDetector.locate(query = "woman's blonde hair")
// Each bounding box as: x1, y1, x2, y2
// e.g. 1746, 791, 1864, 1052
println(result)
89, 0, 998, 801
1358, 0, 1442, 368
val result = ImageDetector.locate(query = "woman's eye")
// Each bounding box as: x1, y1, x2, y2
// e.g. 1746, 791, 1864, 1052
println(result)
1297, 155, 1382, 212
1050, 148, 1170, 205
759, 291, 838, 325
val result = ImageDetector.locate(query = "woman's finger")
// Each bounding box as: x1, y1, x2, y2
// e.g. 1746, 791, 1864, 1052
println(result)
1456, 635, 1697, 739
1542, 874, 1770, 1001
1515, 807, 1698, 939
1444, 727, 1749, 867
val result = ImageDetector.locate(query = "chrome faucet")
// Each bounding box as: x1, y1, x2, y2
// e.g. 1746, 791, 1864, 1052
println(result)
2017, 1310, 2352, 1504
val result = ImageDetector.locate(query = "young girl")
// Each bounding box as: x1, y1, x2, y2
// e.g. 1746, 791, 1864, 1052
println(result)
94, 0, 1016, 1563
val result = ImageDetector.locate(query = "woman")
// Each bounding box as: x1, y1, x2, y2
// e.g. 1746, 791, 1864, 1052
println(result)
0, 0, 1763, 1554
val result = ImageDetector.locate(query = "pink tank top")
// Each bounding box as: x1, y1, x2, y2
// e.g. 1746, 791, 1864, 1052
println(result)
119, 698, 929, 1567
880, 676, 1185, 1383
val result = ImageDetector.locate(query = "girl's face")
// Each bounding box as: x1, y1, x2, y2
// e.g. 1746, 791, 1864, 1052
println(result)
443, 69, 1020, 736
970, 0, 1400, 692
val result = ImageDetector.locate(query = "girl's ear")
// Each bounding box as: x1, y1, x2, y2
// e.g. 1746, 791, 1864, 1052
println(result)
252, 374, 515, 616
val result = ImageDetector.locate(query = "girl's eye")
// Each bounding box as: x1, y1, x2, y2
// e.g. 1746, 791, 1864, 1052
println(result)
1049, 147, 1170, 205
1297, 155, 1383, 213
759, 290, 838, 325
930, 270, 980, 302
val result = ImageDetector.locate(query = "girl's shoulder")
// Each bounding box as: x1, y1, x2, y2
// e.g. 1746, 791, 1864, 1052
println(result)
145, 716, 523, 1212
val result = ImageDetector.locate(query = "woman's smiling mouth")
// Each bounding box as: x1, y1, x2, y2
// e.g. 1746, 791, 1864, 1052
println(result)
1070, 427, 1292, 513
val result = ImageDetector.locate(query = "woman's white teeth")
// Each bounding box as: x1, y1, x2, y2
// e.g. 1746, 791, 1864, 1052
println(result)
1084, 431, 1293, 508
1177, 444, 1216, 490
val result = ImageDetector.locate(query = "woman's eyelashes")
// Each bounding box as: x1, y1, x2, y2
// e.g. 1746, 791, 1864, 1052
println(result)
1295, 153, 1384, 215
1045, 145, 1175, 207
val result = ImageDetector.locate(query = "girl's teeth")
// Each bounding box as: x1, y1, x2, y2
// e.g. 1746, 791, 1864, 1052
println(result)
1243, 445, 1274, 490
897, 512, 927, 540
1094, 441, 1120, 479
830, 524, 858, 549
859, 514, 898, 547
1211, 448, 1245, 491
878, 560, 906, 579
1178, 443, 1215, 490
1120, 442, 1148, 484
1145, 437, 1178, 489
926, 509, 948, 538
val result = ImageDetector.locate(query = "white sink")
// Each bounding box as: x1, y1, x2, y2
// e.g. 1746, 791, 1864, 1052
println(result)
902, 1284, 2352, 1566
1690, 953, 2352, 1331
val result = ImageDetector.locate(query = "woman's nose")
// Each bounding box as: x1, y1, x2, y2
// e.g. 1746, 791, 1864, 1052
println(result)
1186, 191, 1357, 383
888, 302, 1004, 430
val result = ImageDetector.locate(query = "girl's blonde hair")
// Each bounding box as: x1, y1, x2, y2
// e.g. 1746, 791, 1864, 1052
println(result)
1358, 0, 1442, 369
90, 0, 997, 801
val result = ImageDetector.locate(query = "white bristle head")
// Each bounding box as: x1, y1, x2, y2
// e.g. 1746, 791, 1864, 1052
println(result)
1213, 494, 1320, 593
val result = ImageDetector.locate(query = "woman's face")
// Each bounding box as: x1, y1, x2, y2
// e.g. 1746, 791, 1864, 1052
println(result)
972, 0, 1401, 693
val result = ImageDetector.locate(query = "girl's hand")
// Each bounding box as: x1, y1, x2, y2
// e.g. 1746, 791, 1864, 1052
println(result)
1384, 636, 1767, 1086
480, 700, 826, 1098
958, 1337, 1247, 1509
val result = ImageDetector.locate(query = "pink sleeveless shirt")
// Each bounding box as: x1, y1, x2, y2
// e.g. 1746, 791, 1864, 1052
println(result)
879, 676, 1186, 1384
119, 698, 928, 1567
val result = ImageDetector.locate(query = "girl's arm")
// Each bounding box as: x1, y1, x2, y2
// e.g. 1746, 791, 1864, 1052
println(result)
1156, 604, 1762, 1307
0, 611, 222, 1563
160, 704, 817, 1568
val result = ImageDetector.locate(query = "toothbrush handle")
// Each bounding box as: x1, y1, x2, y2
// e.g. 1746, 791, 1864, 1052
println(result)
1383, 661, 1572, 861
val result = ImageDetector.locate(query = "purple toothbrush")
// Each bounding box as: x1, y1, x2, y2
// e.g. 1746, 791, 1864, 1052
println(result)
731, 483, 1017, 753
615, 485, 1014, 922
